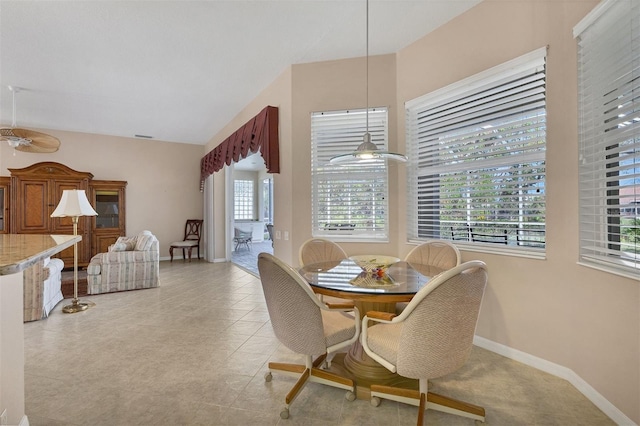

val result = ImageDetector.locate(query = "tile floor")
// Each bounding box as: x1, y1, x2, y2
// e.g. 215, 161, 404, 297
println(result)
24, 260, 614, 425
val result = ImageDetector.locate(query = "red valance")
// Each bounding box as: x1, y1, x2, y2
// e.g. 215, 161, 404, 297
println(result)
200, 106, 279, 190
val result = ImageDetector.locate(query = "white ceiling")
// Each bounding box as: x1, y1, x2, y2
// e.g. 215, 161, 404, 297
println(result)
0, 0, 480, 146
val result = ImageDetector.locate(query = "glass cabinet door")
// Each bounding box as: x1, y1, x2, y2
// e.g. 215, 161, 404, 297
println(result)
95, 190, 120, 229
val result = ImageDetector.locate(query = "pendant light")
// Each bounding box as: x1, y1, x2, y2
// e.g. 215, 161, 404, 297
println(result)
329, 0, 407, 165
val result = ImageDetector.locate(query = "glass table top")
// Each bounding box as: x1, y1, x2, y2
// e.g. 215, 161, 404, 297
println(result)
299, 258, 445, 296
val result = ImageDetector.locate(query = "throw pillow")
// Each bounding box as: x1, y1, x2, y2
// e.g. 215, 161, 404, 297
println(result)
114, 236, 136, 251
135, 232, 155, 251
110, 242, 128, 252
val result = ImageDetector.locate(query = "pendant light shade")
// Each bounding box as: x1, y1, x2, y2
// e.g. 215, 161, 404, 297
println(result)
329, 0, 407, 165
329, 132, 407, 164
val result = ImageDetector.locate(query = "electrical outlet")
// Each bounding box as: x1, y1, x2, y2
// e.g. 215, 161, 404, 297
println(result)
1, 408, 8, 425
275, 230, 281, 240
284, 231, 289, 241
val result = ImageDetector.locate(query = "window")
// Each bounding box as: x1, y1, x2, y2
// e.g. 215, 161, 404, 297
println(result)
234, 179, 254, 220
311, 108, 389, 241
406, 48, 547, 255
262, 178, 273, 223
575, 0, 640, 277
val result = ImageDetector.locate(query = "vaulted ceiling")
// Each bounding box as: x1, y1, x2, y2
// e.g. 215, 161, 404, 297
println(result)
0, 0, 480, 145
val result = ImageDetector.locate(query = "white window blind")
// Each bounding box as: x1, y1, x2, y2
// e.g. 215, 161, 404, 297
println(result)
575, 0, 640, 277
311, 108, 389, 241
406, 48, 547, 254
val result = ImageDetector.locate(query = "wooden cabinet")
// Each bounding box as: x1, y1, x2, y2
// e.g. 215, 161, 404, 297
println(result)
0, 177, 9, 234
7, 162, 127, 267
90, 180, 127, 255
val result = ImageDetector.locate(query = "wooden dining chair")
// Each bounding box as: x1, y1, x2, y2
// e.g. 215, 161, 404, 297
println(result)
258, 253, 360, 419
169, 219, 203, 262
361, 261, 488, 426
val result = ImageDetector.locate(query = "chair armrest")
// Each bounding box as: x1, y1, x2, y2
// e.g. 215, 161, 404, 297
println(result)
94, 250, 158, 264
365, 310, 396, 321
325, 301, 355, 310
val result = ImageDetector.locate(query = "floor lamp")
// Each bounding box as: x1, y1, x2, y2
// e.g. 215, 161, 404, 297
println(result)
51, 189, 98, 314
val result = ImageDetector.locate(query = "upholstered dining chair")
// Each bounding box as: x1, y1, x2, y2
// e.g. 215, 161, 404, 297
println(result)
361, 261, 488, 425
169, 219, 203, 262
396, 240, 461, 314
298, 238, 348, 267
299, 238, 349, 304
257, 253, 360, 420
404, 240, 461, 271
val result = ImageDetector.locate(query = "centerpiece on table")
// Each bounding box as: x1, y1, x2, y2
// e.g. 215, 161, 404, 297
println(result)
348, 255, 400, 287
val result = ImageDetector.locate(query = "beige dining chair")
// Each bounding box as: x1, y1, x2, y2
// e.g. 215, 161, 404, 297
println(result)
360, 261, 488, 425
257, 252, 360, 420
299, 238, 350, 305
404, 240, 461, 270
298, 237, 348, 267
397, 240, 461, 313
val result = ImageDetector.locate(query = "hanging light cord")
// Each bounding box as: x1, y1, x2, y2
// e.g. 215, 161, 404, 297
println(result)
11, 86, 18, 127
365, 0, 369, 135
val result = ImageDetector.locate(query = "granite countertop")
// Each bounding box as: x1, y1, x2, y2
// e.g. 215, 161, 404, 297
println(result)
0, 234, 81, 275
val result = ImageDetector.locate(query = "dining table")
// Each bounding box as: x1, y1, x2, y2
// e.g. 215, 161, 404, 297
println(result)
299, 257, 446, 399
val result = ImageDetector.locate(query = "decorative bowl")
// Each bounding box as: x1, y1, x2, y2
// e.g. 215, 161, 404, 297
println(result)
349, 255, 400, 274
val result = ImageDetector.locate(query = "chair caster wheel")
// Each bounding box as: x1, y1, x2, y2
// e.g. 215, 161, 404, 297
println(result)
264, 372, 272, 382
280, 408, 289, 419
345, 390, 356, 401
371, 396, 381, 407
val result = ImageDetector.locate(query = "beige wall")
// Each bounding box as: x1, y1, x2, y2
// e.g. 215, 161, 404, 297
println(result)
395, 0, 638, 423
289, 55, 404, 261
208, 0, 638, 423
0, 129, 204, 259
206, 66, 293, 262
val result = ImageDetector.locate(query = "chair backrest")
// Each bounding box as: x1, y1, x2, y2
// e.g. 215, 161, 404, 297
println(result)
404, 240, 460, 270
266, 224, 274, 240
234, 227, 252, 239
184, 219, 203, 242
395, 261, 487, 380
257, 253, 328, 356
298, 238, 348, 266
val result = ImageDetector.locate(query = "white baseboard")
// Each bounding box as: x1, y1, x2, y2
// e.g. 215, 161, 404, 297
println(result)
473, 336, 636, 426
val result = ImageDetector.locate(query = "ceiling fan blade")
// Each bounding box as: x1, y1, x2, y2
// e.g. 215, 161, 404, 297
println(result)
9, 128, 61, 153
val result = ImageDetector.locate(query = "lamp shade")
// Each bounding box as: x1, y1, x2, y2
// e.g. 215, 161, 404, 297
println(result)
51, 190, 98, 218
329, 132, 408, 165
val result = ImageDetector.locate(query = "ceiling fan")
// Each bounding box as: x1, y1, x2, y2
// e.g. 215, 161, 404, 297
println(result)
0, 86, 60, 153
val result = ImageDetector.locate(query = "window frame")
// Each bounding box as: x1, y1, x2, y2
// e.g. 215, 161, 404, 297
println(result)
405, 47, 548, 258
574, 0, 640, 279
310, 107, 390, 242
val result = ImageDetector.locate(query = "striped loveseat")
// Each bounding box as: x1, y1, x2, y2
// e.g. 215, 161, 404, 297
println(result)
87, 230, 160, 294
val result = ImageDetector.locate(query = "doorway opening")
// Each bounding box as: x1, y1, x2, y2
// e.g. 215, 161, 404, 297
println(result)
230, 152, 273, 275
